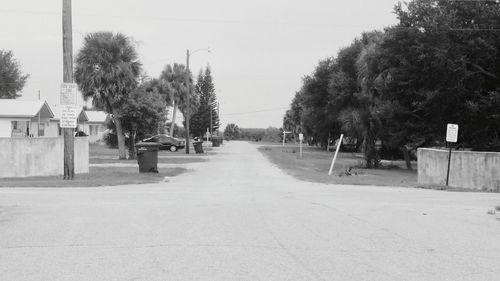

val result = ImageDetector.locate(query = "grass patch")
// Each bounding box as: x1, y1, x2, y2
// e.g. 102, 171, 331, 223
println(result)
90, 143, 213, 160
0, 167, 187, 188
90, 143, 118, 157
258, 145, 417, 187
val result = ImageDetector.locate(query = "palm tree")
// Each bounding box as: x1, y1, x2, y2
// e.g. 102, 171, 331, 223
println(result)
74, 32, 141, 159
159, 64, 188, 136
159, 63, 198, 137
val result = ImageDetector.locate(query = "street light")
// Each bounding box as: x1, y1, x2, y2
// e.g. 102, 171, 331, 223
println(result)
210, 100, 218, 138
185, 47, 210, 154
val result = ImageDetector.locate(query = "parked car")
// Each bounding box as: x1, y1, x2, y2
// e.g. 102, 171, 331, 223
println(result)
143, 134, 185, 152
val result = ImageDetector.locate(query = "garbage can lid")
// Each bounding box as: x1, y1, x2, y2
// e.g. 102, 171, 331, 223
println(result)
135, 142, 160, 148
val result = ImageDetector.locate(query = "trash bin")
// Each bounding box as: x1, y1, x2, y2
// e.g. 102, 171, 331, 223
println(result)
211, 137, 221, 147
135, 142, 160, 173
193, 141, 204, 154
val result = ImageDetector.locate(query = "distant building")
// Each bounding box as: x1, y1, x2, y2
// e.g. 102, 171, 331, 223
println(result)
0, 100, 54, 138
82, 111, 110, 143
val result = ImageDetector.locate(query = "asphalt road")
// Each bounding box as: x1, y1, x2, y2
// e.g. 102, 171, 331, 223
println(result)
1, 141, 500, 281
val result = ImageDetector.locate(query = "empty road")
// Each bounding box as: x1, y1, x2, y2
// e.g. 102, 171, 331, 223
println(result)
1, 141, 500, 280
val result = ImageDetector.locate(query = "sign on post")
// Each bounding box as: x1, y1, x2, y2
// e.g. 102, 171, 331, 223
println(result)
282, 131, 291, 146
60, 83, 78, 105
60, 105, 78, 128
299, 133, 304, 158
445, 123, 459, 186
446, 124, 458, 143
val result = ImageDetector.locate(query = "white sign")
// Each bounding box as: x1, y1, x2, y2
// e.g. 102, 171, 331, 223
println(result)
446, 123, 459, 143
60, 83, 78, 105
299, 133, 304, 141
60, 105, 78, 128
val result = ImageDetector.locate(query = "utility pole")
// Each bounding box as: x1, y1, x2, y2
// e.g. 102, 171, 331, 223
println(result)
185, 49, 190, 154
62, 0, 74, 179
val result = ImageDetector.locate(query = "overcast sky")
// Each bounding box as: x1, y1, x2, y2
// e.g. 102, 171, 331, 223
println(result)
0, 0, 399, 128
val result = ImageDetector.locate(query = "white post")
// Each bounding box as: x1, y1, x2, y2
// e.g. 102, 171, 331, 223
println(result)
328, 134, 344, 176
300, 139, 303, 158
282, 131, 286, 147
299, 133, 304, 159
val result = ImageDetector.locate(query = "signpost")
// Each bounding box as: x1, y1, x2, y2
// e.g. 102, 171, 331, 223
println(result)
299, 133, 304, 158
446, 124, 458, 143
60, 105, 78, 129
445, 124, 458, 186
60, 83, 78, 105
62, 0, 75, 180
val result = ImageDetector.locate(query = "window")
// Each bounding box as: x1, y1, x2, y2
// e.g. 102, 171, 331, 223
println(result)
11, 121, 28, 137
89, 125, 99, 136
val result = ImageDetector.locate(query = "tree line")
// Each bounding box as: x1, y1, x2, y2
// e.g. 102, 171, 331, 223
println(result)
223, 124, 282, 142
283, 0, 500, 168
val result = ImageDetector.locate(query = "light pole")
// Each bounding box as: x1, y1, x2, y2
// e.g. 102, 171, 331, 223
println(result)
185, 47, 210, 154
210, 100, 218, 137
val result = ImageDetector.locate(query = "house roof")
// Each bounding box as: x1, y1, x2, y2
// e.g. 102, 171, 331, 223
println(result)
85, 111, 109, 123
0, 99, 54, 118
51, 105, 88, 122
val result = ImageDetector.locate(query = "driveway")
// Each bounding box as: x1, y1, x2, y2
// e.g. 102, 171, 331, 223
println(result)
1, 141, 500, 280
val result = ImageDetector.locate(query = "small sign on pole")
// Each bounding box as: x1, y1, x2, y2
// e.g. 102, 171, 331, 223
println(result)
446, 124, 458, 143
60, 105, 78, 129
299, 133, 304, 158
445, 124, 458, 186
60, 83, 78, 105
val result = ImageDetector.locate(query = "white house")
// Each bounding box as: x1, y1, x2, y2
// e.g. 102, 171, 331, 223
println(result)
0, 100, 55, 138
82, 111, 110, 143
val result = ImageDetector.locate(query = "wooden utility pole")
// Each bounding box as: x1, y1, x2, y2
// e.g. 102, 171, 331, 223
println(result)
62, 0, 74, 179
185, 49, 190, 154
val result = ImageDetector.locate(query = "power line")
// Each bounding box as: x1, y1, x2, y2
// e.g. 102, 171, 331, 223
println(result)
0, 9, 340, 27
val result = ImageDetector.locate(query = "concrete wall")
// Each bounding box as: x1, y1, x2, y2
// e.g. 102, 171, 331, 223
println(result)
46, 121, 61, 137
0, 119, 10, 138
74, 137, 89, 174
0, 137, 89, 178
418, 148, 500, 191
